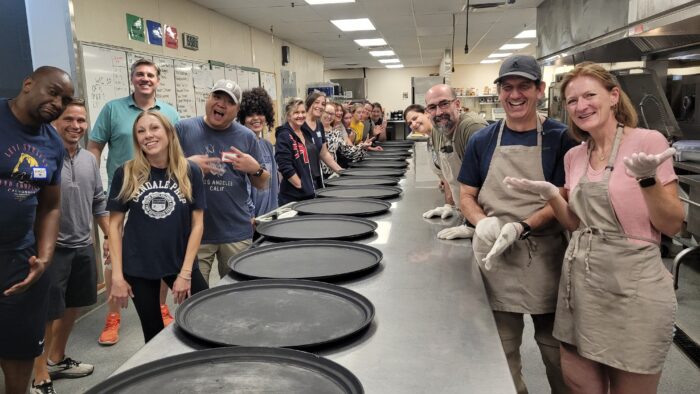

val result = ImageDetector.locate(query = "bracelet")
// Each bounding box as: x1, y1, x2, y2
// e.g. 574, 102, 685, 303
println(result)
177, 273, 192, 281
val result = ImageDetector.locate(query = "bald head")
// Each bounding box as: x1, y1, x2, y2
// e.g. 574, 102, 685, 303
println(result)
425, 84, 460, 133
14, 66, 74, 127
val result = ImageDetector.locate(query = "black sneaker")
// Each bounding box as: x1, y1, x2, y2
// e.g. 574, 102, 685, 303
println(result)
47, 356, 94, 379
30, 379, 57, 394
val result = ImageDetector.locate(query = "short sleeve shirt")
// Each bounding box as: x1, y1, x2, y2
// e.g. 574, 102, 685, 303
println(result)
106, 162, 205, 279
89, 95, 180, 188
565, 128, 676, 243
458, 118, 576, 188
177, 117, 262, 244
0, 99, 64, 251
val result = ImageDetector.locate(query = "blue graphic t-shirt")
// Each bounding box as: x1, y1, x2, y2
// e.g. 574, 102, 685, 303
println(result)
0, 99, 65, 251
176, 117, 262, 244
251, 138, 279, 216
107, 162, 206, 279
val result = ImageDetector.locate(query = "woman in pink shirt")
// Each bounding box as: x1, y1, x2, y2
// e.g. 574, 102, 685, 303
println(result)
505, 62, 683, 394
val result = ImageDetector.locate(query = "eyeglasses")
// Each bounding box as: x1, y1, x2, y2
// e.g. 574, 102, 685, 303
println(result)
426, 99, 455, 112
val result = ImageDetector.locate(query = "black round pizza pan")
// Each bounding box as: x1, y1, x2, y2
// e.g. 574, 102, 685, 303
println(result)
375, 146, 412, 152
325, 175, 400, 187
349, 160, 408, 169
316, 185, 402, 200
294, 198, 391, 217
175, 279, 375, 348
360, 156, 408, 161
377, 140, 414, 146
229, 240, 383, 281
85, 347, 363, 394
256, 215, 377, 241
340, 168, 406, 177
366, 150, 411, 157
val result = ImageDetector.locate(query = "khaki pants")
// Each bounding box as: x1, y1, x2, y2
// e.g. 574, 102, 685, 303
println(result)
197, 240, 252, 284
493, 311, 568, 394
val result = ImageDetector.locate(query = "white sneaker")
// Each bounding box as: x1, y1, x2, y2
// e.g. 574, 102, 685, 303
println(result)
47, 356, 94, 379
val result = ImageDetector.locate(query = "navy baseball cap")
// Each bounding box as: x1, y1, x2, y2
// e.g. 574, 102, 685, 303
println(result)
494, 55, 542, 84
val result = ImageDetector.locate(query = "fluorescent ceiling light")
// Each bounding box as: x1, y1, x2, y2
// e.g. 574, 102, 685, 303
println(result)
331, 18, 375, 32
305, 0, 355, 4
379, 58, 400, 64
369, 50, 395, 57
515, 30, 536, 39
499, 43, 530, 50
480, 59, 500, 64
354, 38, 387, 47
488, 52, 512, 58
386, 64, 404, 69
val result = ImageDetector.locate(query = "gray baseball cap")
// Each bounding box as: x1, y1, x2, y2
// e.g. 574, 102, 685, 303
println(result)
211, 79, 242, 104
494, 55, 542, 84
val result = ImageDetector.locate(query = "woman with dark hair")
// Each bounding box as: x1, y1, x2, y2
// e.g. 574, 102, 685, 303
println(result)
370, 102, 387, 141
237, 87, 278, 216
506, 62, 683, 393
403, 104, 433, 137
275, 98, 316, 205
320, 103, 378, 176
302, 91, 343, 187
108, 110, 208, 343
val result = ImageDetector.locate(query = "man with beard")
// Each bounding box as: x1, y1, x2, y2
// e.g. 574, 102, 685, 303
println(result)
457, 55, 574, 394
423, 84, 487, 239
88, 59, 180, 346
0, 66, 73, 394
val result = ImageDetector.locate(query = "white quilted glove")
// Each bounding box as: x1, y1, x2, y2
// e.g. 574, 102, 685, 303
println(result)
623, 148, 675, 179
504, 177, 559, 201
423, 204, 454, 219
473, 217, 502, 269
483, 222, 524, 271
437, 225, 474, 240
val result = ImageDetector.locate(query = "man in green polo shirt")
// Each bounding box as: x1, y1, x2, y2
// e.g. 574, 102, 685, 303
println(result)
87, 58, 179, 347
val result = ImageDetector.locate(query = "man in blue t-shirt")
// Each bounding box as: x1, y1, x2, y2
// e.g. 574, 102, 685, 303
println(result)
458, 55, 575, 394
177, 80, 270, 284
0, 66, 73, 394
87, 59, 180, 346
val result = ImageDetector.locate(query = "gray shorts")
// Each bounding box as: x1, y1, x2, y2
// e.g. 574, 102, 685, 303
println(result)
46, 245, 97, 320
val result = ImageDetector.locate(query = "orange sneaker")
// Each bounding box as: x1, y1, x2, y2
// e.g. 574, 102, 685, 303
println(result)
98, 313, 120, 345
160, 304, 174, 327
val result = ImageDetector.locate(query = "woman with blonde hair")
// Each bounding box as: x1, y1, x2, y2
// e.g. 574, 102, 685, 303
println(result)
506, 62, 683, 393
107, 110, 208, 343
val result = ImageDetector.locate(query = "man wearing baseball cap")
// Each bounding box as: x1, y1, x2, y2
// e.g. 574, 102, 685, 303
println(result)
176, 79, 270, 284
457, 55, 576, 393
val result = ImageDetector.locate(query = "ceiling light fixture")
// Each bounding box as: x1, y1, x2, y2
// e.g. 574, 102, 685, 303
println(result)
515, 29, 536, 39
369, 50, 395, 57
386, 64, 404, 69
354, 38, 387, 47
305, 0, 355, 5
379, 58, 400, 64
480, 59, 500, 64
499, 43, 530, 50
488, 52, 512, 58
331, 18, 375, 32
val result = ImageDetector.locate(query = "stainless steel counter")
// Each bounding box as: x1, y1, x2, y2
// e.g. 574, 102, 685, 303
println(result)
114, 142, 516, 393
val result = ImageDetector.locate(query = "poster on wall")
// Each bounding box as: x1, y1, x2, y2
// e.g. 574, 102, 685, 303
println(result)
146, 20, 163, 46
126, 14, 145, 42
164, 25, 178, 49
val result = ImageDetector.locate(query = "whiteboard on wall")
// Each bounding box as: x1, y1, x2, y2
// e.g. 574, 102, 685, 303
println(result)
248, 70, 260, 88
153, 56, 176, 107
210, 64, 225, 84
236, 68, 249, 90
224, 65, 238, 82
174, 60, 196, 119
260, 71, 277, 100
192, 63, 213, 117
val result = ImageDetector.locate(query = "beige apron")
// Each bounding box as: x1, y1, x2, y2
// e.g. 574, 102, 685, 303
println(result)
476, 119, 567, 314
553, 125, 676, 374
437, 133, 464, 205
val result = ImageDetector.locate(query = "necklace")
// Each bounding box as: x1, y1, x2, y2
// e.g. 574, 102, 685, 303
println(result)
595, 147, 610, 161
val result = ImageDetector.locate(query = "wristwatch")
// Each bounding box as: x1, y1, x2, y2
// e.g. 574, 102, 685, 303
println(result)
252, 165, 265, 177
518, 221, 532, 240
637, 176, 656, 188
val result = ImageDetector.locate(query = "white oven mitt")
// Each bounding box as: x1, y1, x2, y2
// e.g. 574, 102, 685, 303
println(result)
423, 204, 454, 219
504, 177, 559, 201
437, 225, 474, 240
472, 217, 502, 270
622, 148, 675, 179
483, 222, 524, 270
